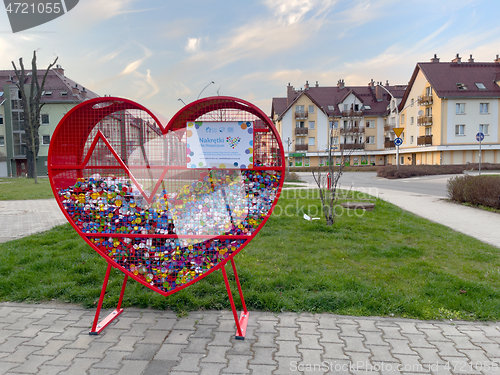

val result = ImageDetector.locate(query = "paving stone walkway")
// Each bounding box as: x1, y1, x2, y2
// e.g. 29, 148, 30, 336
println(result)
1, 302, 499, 375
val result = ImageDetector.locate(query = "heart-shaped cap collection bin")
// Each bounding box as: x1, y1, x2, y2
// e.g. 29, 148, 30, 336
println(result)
48, 96, 285, 297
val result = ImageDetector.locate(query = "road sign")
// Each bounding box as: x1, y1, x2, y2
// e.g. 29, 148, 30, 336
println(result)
393, 127, 404, 138
476, 132, 485, 142
394, 137, 403, 146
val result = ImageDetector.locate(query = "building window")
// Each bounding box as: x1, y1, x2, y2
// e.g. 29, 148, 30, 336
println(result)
308, 105, 314, 114
426, 86, 432, 96
455, 124, 465, 136
411, 117, 414, 125
343, 104, 348, 111
479, 124, 489, 135
42, 135, 51, 145
425, 127, 432, 136
295, 157, 302, 167
0, 114, 3, 125
367, 136, 375, 144
308, 137, 315, 146
480, 103, 489, 114
365, 120, 374, 128
411, 98, 414, 107
329, 121, 338, 129
401, 114, 405, 124
456, 103, 465, 114
425, 107, 432, 116
331, 137, 338, 145
13, 132, 26, 157
295, 105, 304, 112
296, 137, 305, 145
295, 121, 305, 128
410, 135, 414, 144
0, 135, 4, 146
304, 157, 310, 167
309, 121, 315, 130
41, 114, 49, 125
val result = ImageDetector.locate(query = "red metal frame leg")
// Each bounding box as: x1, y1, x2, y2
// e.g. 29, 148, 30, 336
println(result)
89, 264, 128, 335
221, 261, 249, 340
231, 258, 248, 314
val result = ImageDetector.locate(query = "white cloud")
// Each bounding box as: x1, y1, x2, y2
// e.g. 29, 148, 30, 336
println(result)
185, 38, 201, 53
144, 69, 160, 99
264, 0, 314, 25
57, 0, 144, 29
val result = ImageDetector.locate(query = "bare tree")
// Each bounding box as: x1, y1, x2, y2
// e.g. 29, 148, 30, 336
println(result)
12, 51, 58, 182
312, 126, 359, 225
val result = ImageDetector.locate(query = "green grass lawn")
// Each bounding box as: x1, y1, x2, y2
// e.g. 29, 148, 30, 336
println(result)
0, 178, 54, 200
1, 189, 499, 320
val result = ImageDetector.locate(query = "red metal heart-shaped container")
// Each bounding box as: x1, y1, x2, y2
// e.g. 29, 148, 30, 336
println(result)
48, 96, 285, 297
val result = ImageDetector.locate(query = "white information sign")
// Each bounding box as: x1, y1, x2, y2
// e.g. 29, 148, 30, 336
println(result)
186, 121, 254, 169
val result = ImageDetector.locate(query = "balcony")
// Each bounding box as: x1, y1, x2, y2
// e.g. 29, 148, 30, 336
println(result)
295, 127, 309, 136
384, 139, 395, 149
417, 116, 433, 126
417, 135, 433, 146
340, 126, 365, 134
295, 144, 309, 152
295, 111, 308, 119
418, 95, 433, 106
340, 143, 364, 150
341, 110, 363, 118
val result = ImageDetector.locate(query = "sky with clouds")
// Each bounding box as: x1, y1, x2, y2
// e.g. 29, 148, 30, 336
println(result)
1, 0, 499, 118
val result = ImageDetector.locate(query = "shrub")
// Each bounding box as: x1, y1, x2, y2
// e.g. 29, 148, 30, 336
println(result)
447, 175, 500, 209
285, 171, 302, 182
377, 165, 464, 179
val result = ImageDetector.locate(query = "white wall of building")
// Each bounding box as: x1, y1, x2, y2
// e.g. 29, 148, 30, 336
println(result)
446, 98, 498, 144
316, 110, 329, 152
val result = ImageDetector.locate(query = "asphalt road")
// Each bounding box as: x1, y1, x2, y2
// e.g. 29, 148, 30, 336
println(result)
296, 171, 499, 198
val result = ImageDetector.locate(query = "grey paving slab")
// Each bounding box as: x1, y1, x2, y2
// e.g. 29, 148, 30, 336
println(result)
2, 183, 500, 374
1, 302, 499, 374
0, 199, 66, 243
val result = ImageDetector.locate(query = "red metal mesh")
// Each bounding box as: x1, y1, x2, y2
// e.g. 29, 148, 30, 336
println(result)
48, 97, 284, 296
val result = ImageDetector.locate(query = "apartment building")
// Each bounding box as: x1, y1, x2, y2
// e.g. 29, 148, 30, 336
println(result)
0, 65, 99, 177
271, 80, 406, 167
396, 54, 500, 165
272, 54, 500, 167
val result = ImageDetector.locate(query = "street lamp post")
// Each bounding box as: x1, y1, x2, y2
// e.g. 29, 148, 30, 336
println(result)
285, 137, 293, 176
197, 81, 215, 100
377, 84, 414, 171
376, 84, 401, 170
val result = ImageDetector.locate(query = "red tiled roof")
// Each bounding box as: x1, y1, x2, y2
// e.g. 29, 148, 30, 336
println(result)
420, 62, 500, 98
0, 68, 99, 102
273, 83, 406, 119
400, 61, 500, 108
271, 97, 287, 118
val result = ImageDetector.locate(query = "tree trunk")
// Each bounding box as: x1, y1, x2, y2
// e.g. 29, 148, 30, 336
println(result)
11, 51, 57, 183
